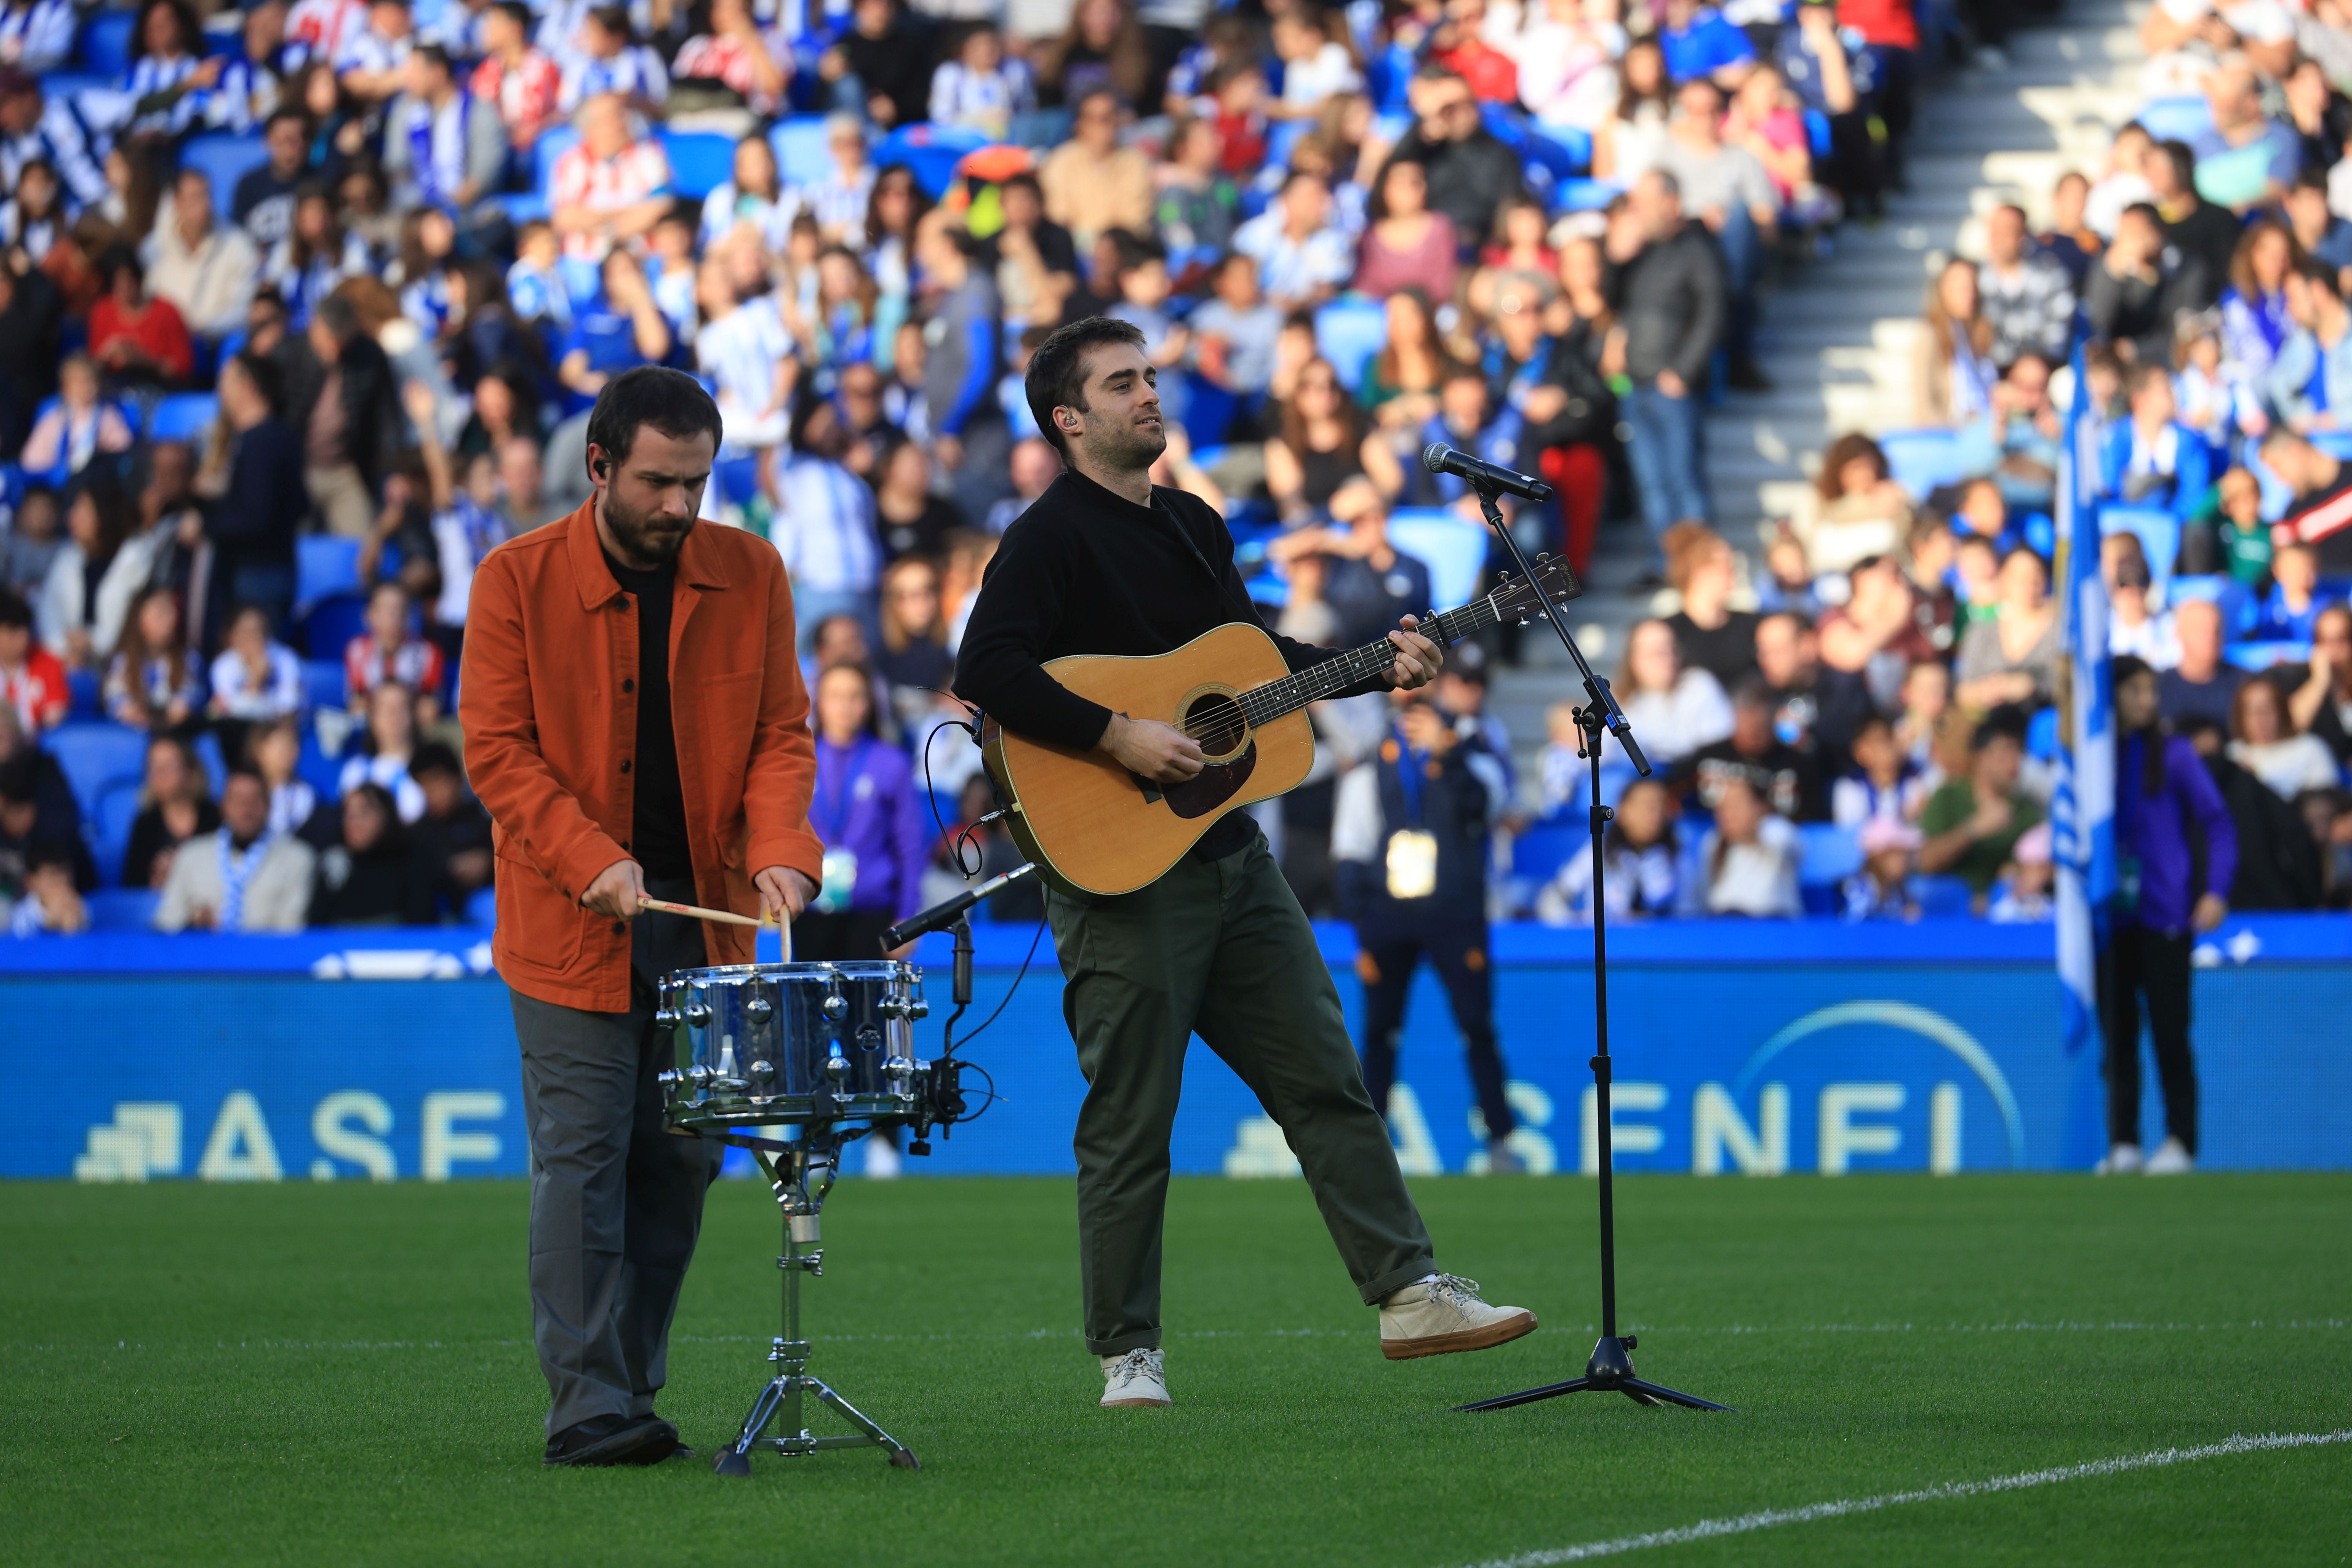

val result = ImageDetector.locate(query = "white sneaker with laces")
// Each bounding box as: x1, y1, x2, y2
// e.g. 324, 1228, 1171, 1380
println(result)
2143, 1137, 2195, 1175
2094, 1143, 2143, 1176
1378, 1274, 1537, 1361
1100, 1347, 1171, 1407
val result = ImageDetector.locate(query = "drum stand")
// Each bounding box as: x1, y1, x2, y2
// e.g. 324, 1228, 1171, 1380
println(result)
711, 1131, 920, 1476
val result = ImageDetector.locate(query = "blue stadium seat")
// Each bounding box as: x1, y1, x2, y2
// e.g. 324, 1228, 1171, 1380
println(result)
297, 535, 363, 613
1878, 428, 1973, 502
770, 115, 833, 187
463, 886, 498, 927
1314, 299, 1387, 389
300, 591, 370, 662
2098, 504, 2181, 590
1914, 874, 1975, 917
1520, 124, 1590, 181
1804, 108, 1832, 158
872, 123, 989, 200
534, 125, 581, 193
191, 729, 227, 796
1797, 822, 1862, 888
1386, 509, 1488, 611
297, 723, 346, 798
301, 658, 347, 713
40, 72, 111, 107
2026, 704, 2059, 760
658, 129, 736, 199
2135, 96, 2212, 142
1510, 825, 1582, 890
490, 191, 549, 225
1181, 378, 1239, 448
65, 667, 101, 719
2225, 639, 2311, 669
46, 722, 149, 820
90, 777, 145, 887
1552, 178, 1619, 214
178, 134, 270, 221
147, 392, 219, 444
2166, 572, 2258, 635
84, 887, 160, 931
80, 8, 135, 75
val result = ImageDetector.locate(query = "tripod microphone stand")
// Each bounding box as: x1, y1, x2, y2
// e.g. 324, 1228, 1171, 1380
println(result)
1454, 475, 1731, 1416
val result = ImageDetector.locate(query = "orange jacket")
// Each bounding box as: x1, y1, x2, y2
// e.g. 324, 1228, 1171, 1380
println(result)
461, 501, 823, 1011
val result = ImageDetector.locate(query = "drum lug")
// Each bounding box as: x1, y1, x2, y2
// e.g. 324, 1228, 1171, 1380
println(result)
746, 993, 774, 1024
688, 1065, 713, 1085
657, 1069, 681, 1087
821, 993, 848, 1021
750, 1059, 775, 1082
908, 1001, 930, 1020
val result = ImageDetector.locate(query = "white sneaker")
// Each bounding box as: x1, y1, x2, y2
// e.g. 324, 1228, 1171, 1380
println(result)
864, 1137, 901, 1180
1378, 1275, 1537, 1361
1099, 1348, 1171, 1408
2143, 1137, 2195, 1176
1486, 1138, 1525, 1176
2094, 1143, 2143, 1176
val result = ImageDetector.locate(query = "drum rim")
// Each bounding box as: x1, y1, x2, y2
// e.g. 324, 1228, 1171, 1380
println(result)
663, 960, 918, 984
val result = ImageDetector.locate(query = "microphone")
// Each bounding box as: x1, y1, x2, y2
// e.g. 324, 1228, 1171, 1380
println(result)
879, 863, 1039, 951
1421, 443, 1555, 503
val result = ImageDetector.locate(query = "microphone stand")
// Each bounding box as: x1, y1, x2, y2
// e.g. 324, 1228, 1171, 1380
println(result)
1455, 479, 1731, 1416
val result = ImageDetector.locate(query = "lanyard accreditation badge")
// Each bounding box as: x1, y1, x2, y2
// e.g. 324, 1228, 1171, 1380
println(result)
813, 740, 871, 915
1383, 731, 1440, 899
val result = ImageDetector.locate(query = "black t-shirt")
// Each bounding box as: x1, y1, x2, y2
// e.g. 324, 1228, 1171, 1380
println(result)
842, 25, 933, 131
1676, 737, 1827, 822
878, 495, 966, 562
233, 164, 303, 249
1665, 608, 1762, 693
603, 551, 692, 881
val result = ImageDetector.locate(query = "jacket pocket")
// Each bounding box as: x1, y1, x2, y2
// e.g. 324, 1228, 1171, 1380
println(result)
495, 841, 584, 973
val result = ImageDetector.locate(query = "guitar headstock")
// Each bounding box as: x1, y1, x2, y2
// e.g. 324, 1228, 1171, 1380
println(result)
1485, 553, 1584, 625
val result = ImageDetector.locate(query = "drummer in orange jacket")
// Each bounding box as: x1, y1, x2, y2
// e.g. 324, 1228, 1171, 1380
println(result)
462, 366, 824, 1468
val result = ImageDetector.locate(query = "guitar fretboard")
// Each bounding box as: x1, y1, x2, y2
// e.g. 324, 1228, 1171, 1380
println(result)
1236, 598, 1499, 730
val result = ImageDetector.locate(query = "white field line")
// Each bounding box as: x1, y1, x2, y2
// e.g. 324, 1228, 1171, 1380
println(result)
1444, 1430, 2352, 1568
5, 1318, 2346, 1354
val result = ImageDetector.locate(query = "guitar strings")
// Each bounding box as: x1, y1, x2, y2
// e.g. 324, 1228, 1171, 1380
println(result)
1172, 595, 1501, 743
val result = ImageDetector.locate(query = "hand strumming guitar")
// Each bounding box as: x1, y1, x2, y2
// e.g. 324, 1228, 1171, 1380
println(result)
1100, 713, 1205, 784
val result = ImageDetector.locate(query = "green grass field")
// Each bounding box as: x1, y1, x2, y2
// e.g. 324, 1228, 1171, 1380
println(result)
3, 1174, 2348, 1566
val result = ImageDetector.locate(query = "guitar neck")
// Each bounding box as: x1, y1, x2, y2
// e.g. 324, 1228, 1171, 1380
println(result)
1238, 598, 1499, 729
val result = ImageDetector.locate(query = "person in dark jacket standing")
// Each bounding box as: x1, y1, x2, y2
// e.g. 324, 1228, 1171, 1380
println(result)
2100, 656, 2238, 1178
1605, 171, 1728, 574
1385, 65, 1526, 252
1332, 688, 1521, 1173
953, 317, 1535, 1414
193, 352, 310, 640
274, 293, 405, 541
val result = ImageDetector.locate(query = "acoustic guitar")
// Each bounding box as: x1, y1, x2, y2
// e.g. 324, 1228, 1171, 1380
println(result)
982, 555, 1583, 895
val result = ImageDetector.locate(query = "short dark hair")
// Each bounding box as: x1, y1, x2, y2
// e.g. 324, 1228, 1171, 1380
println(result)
491, 0, 531, 25
223, 764, 267, 793
1024, 316, 1147, 457
1973, 703, 2030, 750
412, 41, 452, 75
584, 366, 723, 470
0, 589, 29, 630
264, 106, 307, 136
410, 740, 463, 780
229, 350, 282, 416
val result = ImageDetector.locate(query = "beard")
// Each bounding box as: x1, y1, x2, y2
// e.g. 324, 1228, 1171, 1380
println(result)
1083, 410, 1167, 476
602, 484, 695, 566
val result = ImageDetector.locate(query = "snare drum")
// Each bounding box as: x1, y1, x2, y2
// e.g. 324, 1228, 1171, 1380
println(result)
657, 962, 927, 1132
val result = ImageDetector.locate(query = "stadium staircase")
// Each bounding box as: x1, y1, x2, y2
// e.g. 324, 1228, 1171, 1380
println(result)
1485, 0, 2143, 797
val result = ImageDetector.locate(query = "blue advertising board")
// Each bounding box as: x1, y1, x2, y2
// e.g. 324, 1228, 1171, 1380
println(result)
5, 917, 2347, 1181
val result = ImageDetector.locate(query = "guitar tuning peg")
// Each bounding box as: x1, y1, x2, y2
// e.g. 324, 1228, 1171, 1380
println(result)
1536, 552, 1552, 561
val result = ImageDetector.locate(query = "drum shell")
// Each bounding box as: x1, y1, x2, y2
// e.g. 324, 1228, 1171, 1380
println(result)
658, 962, 923, 1130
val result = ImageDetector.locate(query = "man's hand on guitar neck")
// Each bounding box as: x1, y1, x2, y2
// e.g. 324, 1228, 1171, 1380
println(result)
1100, 713, 1206, 784
1385, 614, 1444, 691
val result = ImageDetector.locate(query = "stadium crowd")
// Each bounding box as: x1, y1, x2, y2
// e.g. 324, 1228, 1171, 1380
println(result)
0, 0, 2348, 940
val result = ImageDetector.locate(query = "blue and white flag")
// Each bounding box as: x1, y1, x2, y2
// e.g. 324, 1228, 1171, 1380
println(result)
2051, 352, 2114, 1057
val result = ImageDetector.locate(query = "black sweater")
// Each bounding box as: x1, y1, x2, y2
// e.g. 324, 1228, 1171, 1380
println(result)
954, 468, 1385, 860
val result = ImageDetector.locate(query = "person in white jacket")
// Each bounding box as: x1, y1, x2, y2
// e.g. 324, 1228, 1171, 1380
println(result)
142, 169, 260, 341
36, 478, 158, 670
154, 769, 317, 932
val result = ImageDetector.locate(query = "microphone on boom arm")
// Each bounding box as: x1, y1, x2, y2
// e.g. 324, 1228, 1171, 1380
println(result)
1421, 443, 1555, 503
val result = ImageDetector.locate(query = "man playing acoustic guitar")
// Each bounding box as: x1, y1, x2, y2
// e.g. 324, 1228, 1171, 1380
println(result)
955, 318, 1536, 1410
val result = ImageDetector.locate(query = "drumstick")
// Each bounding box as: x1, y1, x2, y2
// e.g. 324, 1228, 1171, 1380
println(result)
637, 894, 774, 929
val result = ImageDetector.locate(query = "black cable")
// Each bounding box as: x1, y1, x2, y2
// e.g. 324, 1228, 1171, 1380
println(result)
919, 702, 984, 878
945, 913, 1047, 1054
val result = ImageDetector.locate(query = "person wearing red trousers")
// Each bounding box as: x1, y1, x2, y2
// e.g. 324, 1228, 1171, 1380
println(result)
1519, 238, 1621, 580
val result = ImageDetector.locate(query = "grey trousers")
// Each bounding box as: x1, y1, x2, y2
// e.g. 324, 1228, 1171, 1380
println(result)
1047, 834, 1437, 1356
508, 876, 722, 1436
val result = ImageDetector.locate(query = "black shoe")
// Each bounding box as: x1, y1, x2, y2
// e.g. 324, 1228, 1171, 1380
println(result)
1727, 359, 1773, 392
543, 1414, 679, 1467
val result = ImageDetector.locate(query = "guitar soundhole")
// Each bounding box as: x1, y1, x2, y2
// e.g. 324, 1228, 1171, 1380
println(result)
1182, 691, 1249, 761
